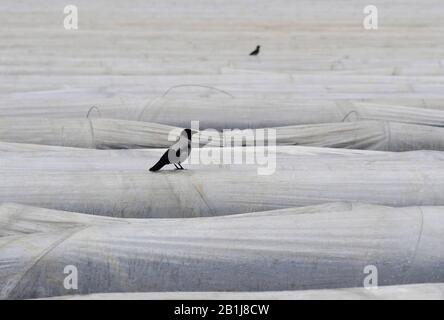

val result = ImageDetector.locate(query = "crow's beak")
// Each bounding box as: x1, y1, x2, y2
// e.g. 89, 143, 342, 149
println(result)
191, 130, 199, 135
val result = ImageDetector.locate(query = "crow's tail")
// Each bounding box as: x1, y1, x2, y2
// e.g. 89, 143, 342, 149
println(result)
149, 160, 166, 172
149, 152, 170, 172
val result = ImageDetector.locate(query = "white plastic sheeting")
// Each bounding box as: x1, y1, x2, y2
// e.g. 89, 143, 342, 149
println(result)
208, 121, 444, 151
1, 0, 444, 301
0, 142, 81, 152
0, 118, 178, 149
45, 283, 444, 300
3, 118, 444, 151
0, 147, 444, 217
1, 202, 443, 299
2, 0, 444, 109
137, 100, 444, 129
2, 101, 444, 130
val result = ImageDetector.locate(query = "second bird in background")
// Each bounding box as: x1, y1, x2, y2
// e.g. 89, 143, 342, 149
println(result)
249, 45, 261, 56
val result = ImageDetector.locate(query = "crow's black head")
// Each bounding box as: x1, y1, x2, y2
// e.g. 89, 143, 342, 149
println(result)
184, 128, 197, 140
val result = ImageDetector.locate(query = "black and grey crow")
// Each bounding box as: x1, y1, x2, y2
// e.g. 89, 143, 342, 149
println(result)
249, 45, 260, 56
149, 129, 194, 172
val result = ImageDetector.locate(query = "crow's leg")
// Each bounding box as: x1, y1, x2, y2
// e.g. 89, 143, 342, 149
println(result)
173, 163, 180, 169
178, 163, 184, 170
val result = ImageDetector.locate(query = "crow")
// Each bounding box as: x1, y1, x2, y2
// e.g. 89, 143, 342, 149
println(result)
149, 129, 195, 172
249, 45, 260, 56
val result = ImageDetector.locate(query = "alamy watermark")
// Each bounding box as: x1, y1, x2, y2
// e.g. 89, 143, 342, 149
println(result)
63, 265, 78, 290
363, 5, 378, 30
363, 265, 378, 289
64, 5, 78, 30
170, 121, 277, 175
62, 5, 377, 31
